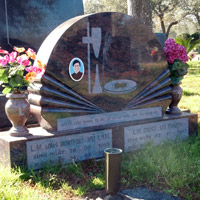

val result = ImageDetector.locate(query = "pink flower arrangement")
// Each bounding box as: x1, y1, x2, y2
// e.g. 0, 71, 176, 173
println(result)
0, 46, 45, 94
25, 60, 45, 81
164, 38, 188, 64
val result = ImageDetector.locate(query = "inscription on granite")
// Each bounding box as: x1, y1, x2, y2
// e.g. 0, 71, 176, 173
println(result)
124, 118, 189, 152
27, 129, 112, 169
57, 107, 162, 131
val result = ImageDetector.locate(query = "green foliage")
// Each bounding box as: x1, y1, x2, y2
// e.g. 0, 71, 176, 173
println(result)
89, 174, 105, 189
175, 34, 200, 53
191, 32, 200, 41
168, 59, 189, 85
0, 69, 8, 83
72, 185, 89, 196
66, 162, 83, 178
0, 65, 29, 94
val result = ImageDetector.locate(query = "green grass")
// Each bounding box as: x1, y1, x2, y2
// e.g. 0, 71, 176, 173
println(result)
179, 61, 200, 113
89, 174, 105, 189
0, 166, 63, 200
0, 160, 106, 199
121, 136, 200, 200
187, 60, 200, 68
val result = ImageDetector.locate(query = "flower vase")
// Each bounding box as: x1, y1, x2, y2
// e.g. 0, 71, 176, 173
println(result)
167, 84, 183, 115
5, 93, 30, 136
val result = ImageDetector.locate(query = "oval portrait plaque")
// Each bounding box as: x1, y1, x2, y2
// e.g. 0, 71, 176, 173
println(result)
69, 58, 84, 82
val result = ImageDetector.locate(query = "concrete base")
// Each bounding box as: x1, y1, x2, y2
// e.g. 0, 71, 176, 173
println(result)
0, 112, 197, 170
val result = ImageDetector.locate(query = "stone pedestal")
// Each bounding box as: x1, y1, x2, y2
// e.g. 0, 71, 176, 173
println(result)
0, 112, 197, 170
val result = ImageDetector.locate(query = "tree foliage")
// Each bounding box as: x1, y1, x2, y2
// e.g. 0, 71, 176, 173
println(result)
181, 0, 200, 28
85, 0, 152, 29
150, 0, 181, 38
84, 0, 127, 14
83, 0, 199, 38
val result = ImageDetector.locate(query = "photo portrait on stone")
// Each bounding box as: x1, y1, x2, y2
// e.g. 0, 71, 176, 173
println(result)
69, 58, 84, 81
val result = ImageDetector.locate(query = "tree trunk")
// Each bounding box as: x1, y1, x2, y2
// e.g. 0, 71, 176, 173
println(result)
159, 15, 166, 34
127, 0, 152, 30
195, 12, 200, 28
166, 21, 178, 38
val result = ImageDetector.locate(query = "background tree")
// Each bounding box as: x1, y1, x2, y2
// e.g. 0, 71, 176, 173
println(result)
150, 0, 182, 38
179, 0, 200, 53
83, 0, 199, 39
181, 0, 200, 29
101, 0, 127, 13
85, 0, 152, 30
127, 0, 152, 30
84, 0, 104, 14
84, 0, 127, 14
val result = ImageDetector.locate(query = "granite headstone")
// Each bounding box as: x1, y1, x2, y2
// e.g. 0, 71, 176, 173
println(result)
28, 12, 172, 131
154, 33, 167, 48
0, 13, 197, 170
0, 0, 84, 51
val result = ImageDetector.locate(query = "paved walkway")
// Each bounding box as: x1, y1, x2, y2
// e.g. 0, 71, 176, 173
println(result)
95, 187, 182, 200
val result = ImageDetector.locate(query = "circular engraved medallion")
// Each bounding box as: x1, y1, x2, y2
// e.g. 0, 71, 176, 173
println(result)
104, 80, 137, 94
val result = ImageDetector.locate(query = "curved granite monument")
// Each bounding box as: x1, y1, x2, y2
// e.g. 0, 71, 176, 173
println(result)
28, 12, 171, 131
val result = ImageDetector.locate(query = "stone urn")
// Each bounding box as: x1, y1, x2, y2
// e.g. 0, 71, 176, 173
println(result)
5, 93, 30, 136
167, 84, 183, 115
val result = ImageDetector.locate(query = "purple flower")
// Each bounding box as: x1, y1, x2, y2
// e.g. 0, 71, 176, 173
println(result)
164, 38, 188, 63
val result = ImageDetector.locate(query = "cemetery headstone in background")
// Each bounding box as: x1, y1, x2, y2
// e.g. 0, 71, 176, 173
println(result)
0, 0, 84, 51
154, 33, 167, 48
0, 12, 198, 170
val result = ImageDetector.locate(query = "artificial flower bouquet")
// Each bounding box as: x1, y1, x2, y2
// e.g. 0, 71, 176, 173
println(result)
164, 38, 189, 85
0, 46, 45, 94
